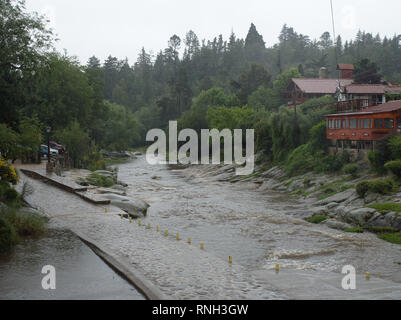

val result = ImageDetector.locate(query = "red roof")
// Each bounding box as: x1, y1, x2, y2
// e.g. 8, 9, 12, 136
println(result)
326, 100, 401, 117
345, 84, 386, 94
386, 86, 401, 94
337, 64, 355, 70
292, 78, 353, 94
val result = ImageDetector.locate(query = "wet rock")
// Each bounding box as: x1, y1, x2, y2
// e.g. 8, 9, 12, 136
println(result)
259, 180, 278, 192
288, 180, 304, 192
96, 188, 126, 196
133, 152, 143, 156
94, 170, 115, 177
316, 189, 356, 206
260, 166, 286, 180
345, 208, 377, 226
101, 194, 150, 218
364, 192, 379, 204
117, 181, 128, 187
311, 207, 329, 216
325, 219, 353, 231
326, 202, 339, 210
113, 184, 127, 192
391, 215, 401, 230
367, 216, 388, 228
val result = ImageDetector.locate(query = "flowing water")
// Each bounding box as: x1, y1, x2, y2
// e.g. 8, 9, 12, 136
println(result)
4, 156, 401, 299
0, 221, 145, 300
120, 156, 401, 282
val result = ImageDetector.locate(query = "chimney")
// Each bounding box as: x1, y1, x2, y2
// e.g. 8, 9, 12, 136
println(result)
337, 64, 354, 79
319, 67, 328, 79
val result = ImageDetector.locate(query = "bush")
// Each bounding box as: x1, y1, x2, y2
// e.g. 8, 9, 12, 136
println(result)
0, 216, 19, 253
6, 209, 47, 237
384, 160, 401, 178
306, 215, 327, 224
357, 179, 394, 198
343, 163, 359, 178
388, 135, 401, 159
368, 179, 394, 195
86, 173, 114, 188
356, 181, 370, 198
285, 144, 317, 176
315, 154, 344, 173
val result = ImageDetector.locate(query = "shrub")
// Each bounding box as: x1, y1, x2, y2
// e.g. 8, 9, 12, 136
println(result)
0, 216, 19, 253
388, 135, 401, 159
0, 158, 19, 185
315, 154, 343, 173
343, 163, 359, 178
384, 160, 401, 178
357, 179, 394, 198
86, 173, 114, 188
285, 144, 317, 176
306, 215, 327, 224
368, 179, 394, 195
356, 181, 369, 198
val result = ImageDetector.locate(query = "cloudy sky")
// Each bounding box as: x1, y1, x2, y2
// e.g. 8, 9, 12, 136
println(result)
25, 0, 401, 64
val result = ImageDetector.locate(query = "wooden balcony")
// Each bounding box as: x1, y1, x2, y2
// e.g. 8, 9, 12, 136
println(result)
335, 99, 378, 113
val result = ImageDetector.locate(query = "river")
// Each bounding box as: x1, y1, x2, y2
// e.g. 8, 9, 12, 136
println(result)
5, 156, 401, 299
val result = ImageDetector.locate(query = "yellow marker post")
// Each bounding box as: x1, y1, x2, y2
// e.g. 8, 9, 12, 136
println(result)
105, 208, 108, 214
129, 217, 132, 223
200, 242, 204, 250
229, 256, 233, 264
165, 230, 168, 237
366, 272, 371, 280
138, 220, 141, 226
120, 214, 123, 219
176, 233, 180, 241
156, 225, 159, 232
148, 223, 151, 229
275, 264, 280, 273
188, 237, 191, 244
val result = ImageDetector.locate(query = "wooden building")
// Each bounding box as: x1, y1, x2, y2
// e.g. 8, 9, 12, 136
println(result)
325, 100, 401, 149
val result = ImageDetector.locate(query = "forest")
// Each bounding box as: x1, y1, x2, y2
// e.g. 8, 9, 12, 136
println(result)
1, 0, 401, 172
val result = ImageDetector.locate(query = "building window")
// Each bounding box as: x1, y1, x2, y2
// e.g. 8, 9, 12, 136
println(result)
342, 120, 348, 129
374, 119, 384, 128
350, 119, 357, 129
336, 120, 341, 129
363, 119, 371, 129
397, 117, 401, 129
384, 118, 394, 129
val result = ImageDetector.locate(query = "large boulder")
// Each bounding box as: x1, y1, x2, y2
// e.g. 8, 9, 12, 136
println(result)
316, 189, 356, 206
344, 208, 377, 226
391, 215, 401, 230
101, 194, 150, 218
325, 219, 353, 231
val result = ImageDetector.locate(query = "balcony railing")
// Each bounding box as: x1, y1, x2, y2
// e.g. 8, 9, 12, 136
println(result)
335, 99, 380, 113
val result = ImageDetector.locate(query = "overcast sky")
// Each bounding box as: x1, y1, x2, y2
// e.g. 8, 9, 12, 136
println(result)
25, 0, 401, 65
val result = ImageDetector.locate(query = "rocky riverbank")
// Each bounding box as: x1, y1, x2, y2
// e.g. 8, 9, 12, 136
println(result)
183, 161, 401, 235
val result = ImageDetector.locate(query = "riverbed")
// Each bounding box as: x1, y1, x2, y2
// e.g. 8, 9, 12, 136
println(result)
9, 156, 401, 299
